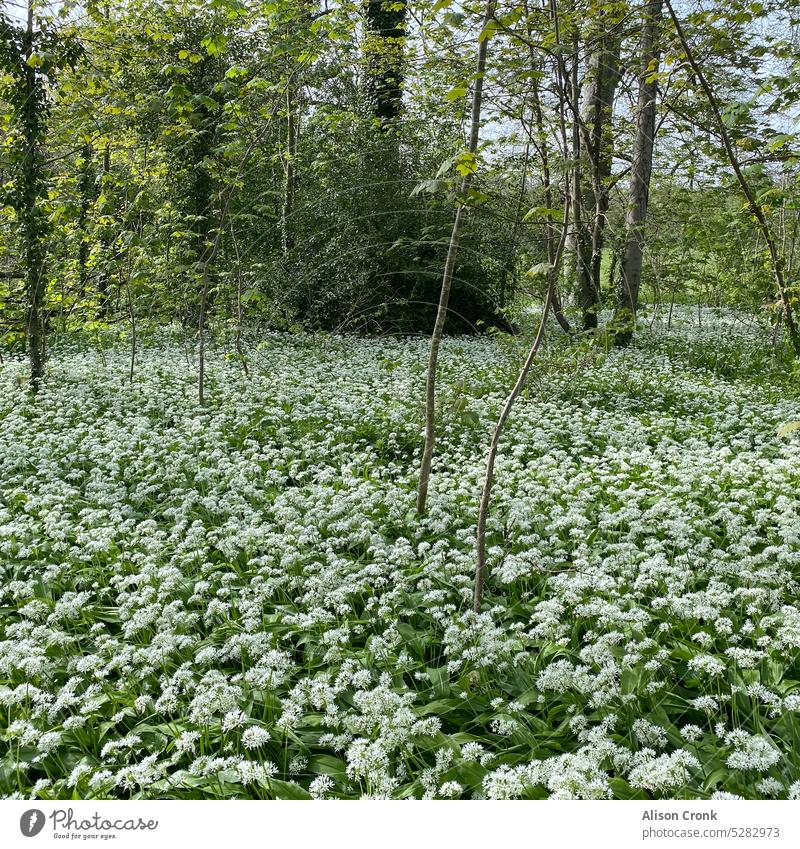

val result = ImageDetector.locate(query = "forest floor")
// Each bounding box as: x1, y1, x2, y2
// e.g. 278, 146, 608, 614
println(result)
2, 308, 800, 799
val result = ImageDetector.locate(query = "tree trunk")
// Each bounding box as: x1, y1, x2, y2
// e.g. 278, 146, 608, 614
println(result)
362, 1, 407, 312
569, 40, 586, 324
614, 0, 664, 347
531, 62, 571, 336
416, 0, 496, 514
21, 1, 47, 391
364, 0, 407, 133
576, 5, 622, 330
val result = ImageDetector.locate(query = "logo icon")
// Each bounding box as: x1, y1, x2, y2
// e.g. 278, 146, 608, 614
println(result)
20, 810, 45, 837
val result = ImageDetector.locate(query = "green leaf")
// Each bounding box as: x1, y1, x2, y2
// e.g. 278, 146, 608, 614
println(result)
410, 179, 442, 196
479, 20, 499, 42
307, 755, 347, 779
426, 666, 451, 698
523, 206, 561, 222
415, 698, 465, 716
202, 33, 229, 58
266, 779, 312, 800
445, 85, 468, 101
526, 262, 552, 277
609, 778, 648, 800
454, 151, 477, 176
436, 154, 457, 178
769, 133, 793, 153
160, 63, 189, 77
194, 94, 218, 111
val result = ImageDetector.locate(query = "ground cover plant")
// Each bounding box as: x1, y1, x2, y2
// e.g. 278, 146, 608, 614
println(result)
2, 309, 800, 800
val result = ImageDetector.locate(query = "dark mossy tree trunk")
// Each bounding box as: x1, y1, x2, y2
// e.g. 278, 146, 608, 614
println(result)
364, 0, 407, 134
576, 5, 622, 330
181, 49, 225, 329
281, 2, 314, 258
3, 4, 79, 380
16, 2, 49, 391
362, 1, 408, 316
614, 0, 663, 346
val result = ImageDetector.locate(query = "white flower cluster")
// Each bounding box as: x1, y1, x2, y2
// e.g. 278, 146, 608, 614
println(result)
1, 310, 799, 798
